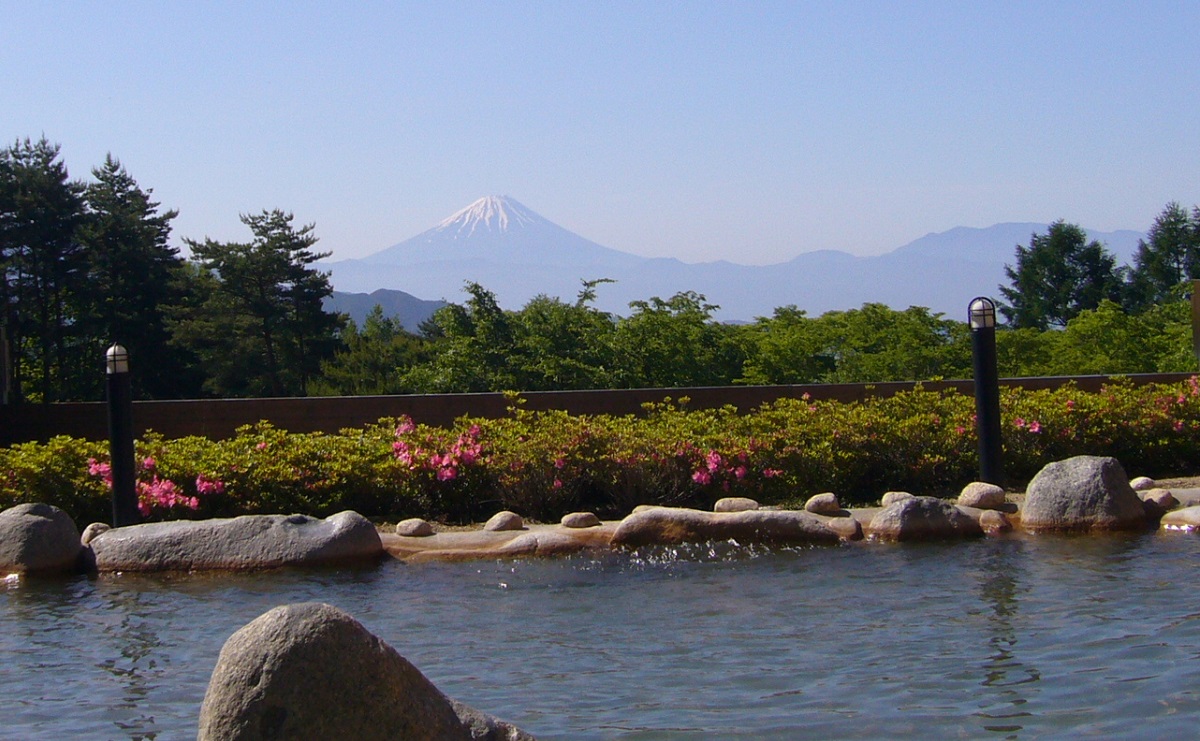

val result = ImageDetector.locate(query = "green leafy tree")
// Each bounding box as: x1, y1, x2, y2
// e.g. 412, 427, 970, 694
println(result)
171, 210, 344, 397
998, 220, 1124, 329
311, 305, 430, 395
76, 154, 202, 399
811, 304, 971, 383
0, 138, 88, 402
1126, 202, 1199, 311
738, 306, 838, 384
400, 282, 522, 392
610, 291, 746, 388
510, 280, 618, 390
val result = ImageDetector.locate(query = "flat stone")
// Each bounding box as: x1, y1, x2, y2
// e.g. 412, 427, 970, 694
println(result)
611, 507, 839, 548
957, 482, 1006, 510
869, 496, 983, 541
0, 503, 81, 575
1129, 476, 1157, 491
197, 602, 532, 741
87, 511, 383, 572
804, 492, 842, 515
484, 511, 525, 531
713, 497, 759, 513
561, 512, 601, 528
1140, 488, 1178, 509
1021, 456, 1147, 532
395, 518, 435, 537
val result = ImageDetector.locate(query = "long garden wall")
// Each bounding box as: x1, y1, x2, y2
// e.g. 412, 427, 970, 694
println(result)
1, 373, 1194, 446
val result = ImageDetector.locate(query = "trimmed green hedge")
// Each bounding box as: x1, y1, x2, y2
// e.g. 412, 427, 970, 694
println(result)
3, 378, 1199, 525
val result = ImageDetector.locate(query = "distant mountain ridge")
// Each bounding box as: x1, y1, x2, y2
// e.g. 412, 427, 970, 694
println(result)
321, 196, 1145, 323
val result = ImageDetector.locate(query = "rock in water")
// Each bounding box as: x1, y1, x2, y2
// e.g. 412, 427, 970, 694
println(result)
197, 602, 533, 740
611, 507, 839, 547
87, 511, 382, 572
1021, 456, 1147, 532
0, 503, 81, 575
869, 496, 983, 541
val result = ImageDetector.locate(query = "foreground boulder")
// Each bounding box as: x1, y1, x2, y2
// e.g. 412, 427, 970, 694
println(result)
610, 506, 839, 548
0, 503, 81, 575
198, 603, 532, 740
1021, 456, 1147, 532
87, 511, 383, 572
869, 496, 983, 541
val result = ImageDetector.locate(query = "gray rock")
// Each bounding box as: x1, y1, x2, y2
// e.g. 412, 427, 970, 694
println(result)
804, 492, 841, 514
611, 507, 839, 548
80, 522, 110, 546
1161, 505, 1200, 531
395, 518, 435, 537
713, 497, 759, 513
979, 509, 1013, 534
484, 511, 525, 531
561, 512, 601, 528
1140, 487, 1178, 510
880, 491, 914, 506
1129, 476, 1157, 491
957, 482, 1006, 510
824, 516, 863, 541
88, 511, 383, 572
197, 602, 533, 741
0, 503, 81, 575
869, 496, 983, 541
1021, 456, 1147, 532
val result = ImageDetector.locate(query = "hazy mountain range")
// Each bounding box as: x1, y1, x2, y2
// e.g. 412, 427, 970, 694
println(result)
322, 196, 1145, 326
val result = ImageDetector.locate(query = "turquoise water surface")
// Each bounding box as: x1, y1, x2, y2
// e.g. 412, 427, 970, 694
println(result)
3, 532, 1200, 739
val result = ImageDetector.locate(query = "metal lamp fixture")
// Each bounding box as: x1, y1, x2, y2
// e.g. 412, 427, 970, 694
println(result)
105, 344, 130, 375
968, 296, 997, 330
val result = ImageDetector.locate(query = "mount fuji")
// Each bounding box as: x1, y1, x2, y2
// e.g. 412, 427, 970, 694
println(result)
322, 196, 1144, 323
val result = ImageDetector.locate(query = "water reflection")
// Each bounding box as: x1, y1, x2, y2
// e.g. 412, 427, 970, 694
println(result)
974, 540, 1039, 736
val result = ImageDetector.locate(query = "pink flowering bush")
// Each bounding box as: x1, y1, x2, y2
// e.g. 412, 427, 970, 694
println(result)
4, 378, 1200, 523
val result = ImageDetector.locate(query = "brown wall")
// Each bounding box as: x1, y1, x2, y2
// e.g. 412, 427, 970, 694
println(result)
1, 373, 1194, 445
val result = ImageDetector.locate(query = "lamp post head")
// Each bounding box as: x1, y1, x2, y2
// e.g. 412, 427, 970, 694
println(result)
968, 297, 997, 330
105, 344, 130, 375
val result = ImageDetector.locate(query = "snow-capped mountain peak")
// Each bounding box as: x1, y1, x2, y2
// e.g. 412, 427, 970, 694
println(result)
436, 195, 540, 238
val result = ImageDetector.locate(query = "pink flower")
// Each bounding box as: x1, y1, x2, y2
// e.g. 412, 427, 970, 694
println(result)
1013, 418, 1026, 429
954, 426, 966, 435
437, 466, 458, 482
552, 478, 563, 490
195, 474, 224, 496
1066, 400, 1076, 410
554, 457, 566, 470
692, 470, 712, 485
142, 456, 156, 471
706, 450, 722, 473
394, 416, 415, 435
255, 442, 269, 451
762, 468, 782, 479
1175, 420, 1185, 432
1028, 421, 1041, 434
733, 465, 747, 480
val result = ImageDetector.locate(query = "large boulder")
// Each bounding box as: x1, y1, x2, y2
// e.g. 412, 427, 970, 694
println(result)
198, 602, 533, 741
0, 503, 81, 575
1021, 456, 1147, 532
610, 506, 839, 548
869, 496, 983, 541
87, 511, 383, 572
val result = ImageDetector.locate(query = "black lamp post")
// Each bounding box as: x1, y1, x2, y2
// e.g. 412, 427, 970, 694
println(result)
106, 344, 139, 526
969, 297, 1004, 485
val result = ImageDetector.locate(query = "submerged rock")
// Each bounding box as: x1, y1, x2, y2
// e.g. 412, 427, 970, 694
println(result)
869, 496, 983, 541
610, 506, 839, 548
0, 503, 81, 575
1021, 456, 1147, 533
87, 511, 383, 572
198, 602, 533, 741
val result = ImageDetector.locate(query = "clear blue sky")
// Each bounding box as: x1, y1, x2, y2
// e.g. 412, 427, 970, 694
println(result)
3, 1, 1198, 264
